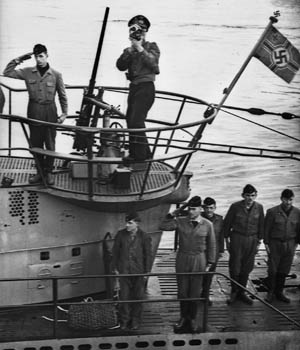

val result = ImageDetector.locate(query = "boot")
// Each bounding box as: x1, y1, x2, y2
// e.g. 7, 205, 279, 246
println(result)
238, 291, 253, 305
275, 273, 290, 303
29, 172, 43, 184
265, 274, 275, 303
174, 301, 189, 332
46, 172, 55, 185
227, 275, 239, 305
237, 274, 253, 305
190, 301, 203, 333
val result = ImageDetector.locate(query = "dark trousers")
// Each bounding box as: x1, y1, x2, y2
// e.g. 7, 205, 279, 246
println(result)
119, 276, 145, 325
29, 125, 56, 172
267, 239, 296, 294
126, 82, 155, 160
229, 234, 258, 293
267, 239, 296, 275
28, 101, 57, 172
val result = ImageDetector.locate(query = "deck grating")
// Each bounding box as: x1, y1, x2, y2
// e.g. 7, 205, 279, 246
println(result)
0, 156, 175, 195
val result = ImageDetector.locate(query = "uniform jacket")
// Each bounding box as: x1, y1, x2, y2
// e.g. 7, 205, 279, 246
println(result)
202, 213, 224, 254
264, 205, 300, 244
223, 200, 264, 240
159, 215, 216, 264
112, 228, 152, 274
116, 41, 160, 84
3, 59, 68, 115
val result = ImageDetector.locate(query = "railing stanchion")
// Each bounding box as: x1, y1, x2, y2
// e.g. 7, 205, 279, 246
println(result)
52, 278, 58, 339
8, 90, 12, 156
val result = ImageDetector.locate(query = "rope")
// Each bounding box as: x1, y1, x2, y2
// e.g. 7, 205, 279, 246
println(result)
218, 107, 300, 142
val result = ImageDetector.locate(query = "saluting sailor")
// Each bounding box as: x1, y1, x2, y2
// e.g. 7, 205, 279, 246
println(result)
3, 44, 68, 185
160, 196, 216, 333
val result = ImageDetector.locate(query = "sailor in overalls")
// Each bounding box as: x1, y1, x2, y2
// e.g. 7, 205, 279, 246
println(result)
264, 189, 300, 303
223, 184, 264, 305
160, 196, 216, 333
112, 212, 152, 330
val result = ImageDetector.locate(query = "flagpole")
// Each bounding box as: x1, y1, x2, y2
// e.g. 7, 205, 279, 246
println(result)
216, 16, 278, 111
191, 17, 278, 142
175, 16, 279, 171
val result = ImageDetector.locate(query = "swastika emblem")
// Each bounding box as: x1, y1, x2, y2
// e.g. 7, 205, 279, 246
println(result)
272, 48, 290, 67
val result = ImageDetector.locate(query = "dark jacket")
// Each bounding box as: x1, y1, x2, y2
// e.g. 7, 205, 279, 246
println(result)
223, 200, 264, 240
112, 228, 152, 274
202, 213, 224, 255
116, 41, 160, 84
264, 205, 300, 244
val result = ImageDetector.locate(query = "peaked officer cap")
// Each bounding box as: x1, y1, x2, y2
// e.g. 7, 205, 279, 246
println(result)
128, 15, 151, 31
187, 196, 202, 207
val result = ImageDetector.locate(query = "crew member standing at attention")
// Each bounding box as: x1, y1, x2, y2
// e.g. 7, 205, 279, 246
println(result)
264, 189, 300, 303
160, 196, 216, 333
112, 212, 152, 331
116, 15, 160, 162
3, 44, 68, 185
223, 184, 264, 305
201, 197, 224, 305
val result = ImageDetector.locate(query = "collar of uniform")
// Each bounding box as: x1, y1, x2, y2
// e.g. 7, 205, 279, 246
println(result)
202, 213, 215, 221
241, 200, 257, 210
32, 66, 52, 74
190, 216, 202, 224
279, 203, 293, 216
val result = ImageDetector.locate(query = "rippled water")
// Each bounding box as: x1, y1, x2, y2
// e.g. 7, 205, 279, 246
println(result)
0, 0, 299, 218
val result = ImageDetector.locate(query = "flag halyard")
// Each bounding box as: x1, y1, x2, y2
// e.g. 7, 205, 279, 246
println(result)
254, 25, 300, 83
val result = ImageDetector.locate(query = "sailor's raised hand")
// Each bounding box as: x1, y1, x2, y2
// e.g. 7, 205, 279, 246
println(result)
15, 52, 33, 64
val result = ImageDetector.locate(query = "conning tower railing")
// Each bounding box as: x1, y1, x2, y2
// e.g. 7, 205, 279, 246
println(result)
0, 83, 215, 198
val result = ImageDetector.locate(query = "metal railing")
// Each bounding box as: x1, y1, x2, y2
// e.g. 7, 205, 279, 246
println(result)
0, 82, 215, 198
0, 270, 299, 342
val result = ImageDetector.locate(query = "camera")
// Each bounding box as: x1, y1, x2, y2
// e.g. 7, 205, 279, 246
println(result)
129, 24, 143, 40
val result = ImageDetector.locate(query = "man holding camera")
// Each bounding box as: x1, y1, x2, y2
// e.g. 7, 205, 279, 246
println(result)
116, 15, 160, 162
3, 44, 68, 185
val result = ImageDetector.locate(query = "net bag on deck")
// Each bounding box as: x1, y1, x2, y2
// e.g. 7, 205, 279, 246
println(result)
68, 297, 118, 330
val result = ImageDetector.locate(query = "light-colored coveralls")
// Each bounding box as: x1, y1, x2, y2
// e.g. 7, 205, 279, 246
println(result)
201, 213, 224, 297
160, 216, 216, 327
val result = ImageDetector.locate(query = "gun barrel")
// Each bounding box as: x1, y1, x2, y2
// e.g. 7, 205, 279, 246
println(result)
88, 7, 110, 95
